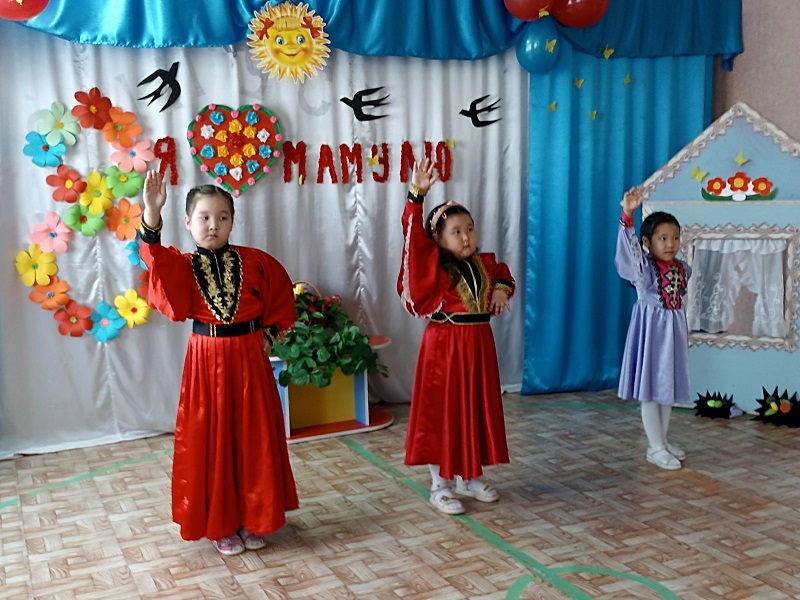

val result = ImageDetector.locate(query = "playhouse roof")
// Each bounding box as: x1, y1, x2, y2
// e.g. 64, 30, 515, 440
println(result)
642, 102, 800, 202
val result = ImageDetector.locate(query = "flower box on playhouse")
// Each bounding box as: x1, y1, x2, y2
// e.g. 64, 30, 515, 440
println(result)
269, 282, 392, 442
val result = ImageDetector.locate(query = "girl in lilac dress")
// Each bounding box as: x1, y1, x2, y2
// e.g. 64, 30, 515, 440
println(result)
615, 187, 690, 471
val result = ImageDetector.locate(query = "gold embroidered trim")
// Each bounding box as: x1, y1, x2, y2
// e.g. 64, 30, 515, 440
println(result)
191, 247, 243, 324
455, 255, 491, 313
494, 283, 513, 294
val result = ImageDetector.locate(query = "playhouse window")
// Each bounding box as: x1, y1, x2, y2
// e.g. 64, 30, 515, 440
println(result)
681, 225, 800, 351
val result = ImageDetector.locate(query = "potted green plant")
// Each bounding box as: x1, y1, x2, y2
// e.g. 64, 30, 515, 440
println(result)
272, 282, 389, 388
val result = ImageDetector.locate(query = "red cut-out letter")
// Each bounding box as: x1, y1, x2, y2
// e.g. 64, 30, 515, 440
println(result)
154, 137, 178, 185
400, 141, 417, 184
339, 143, 363, 184
317, 144, 338, 184
371, 143, 389, 183
424, 141, 433, 163
435, 141, 452, 183
282, 141, 307, 183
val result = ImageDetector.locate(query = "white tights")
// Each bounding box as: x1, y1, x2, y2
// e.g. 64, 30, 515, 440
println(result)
640, 401, 672, 450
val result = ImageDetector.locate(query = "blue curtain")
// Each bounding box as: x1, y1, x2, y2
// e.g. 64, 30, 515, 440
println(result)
521, 43, 713, 394
18, 0, 742, 63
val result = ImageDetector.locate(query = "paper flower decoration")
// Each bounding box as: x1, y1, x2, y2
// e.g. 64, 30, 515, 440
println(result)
54, 300, 93, 337
125, 236, 146, 269
29, 211, 72, 253
15, 244, 58, 287
103, 107, 143, 148
89, 301, 127, 342
753, 387, 800, 427
79, 171, 113, 215
702, 172, 777, 202
136, 270, 150, 298
36, 101, 81, 147
29, 276, 71, 310
23, 131, 65, 167
63, 204, 105, 236
114, 289, 150, 328
106, 199, 143, 241
105, 166, 144, 198
45, 165, 87, 203
71, 87, 112, 130
111, 138, 155, 173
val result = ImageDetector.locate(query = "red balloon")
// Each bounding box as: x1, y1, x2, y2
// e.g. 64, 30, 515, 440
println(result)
549, 0, 609, 28
504, 0, 552, 22
0, 0, 49, 21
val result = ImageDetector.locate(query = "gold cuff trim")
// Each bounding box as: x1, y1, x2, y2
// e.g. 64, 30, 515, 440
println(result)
494, 283, 513, 294
140, 215, 163, 234
409, 184, 428, 197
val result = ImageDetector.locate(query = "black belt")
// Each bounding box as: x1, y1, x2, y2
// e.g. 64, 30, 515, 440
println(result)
192, 318, 261, 338
430, 312, 491, 324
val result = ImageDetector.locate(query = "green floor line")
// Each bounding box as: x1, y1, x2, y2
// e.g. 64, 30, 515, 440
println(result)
341, 436, 681, 600
0, 449, 172, 511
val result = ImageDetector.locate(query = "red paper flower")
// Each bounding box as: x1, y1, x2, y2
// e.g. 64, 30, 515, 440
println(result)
728, 171, 750, 192
29, 276, 71, 310
45, 165, 87, 203
752, 177, 773, 196
706, 178, 726, 195
106, 199, 143, 241
72, 87, 113, 130
54, 300, 93, 337
103, 107, 143, 148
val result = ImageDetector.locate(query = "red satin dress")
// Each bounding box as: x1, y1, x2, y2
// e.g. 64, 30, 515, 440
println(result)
397, 201, 514, 480
140, 240, 298, 541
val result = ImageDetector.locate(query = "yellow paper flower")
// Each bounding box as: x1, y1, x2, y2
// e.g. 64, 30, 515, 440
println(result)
114, 289, 150, 328
230, 154, 244, 167
16, 244, 58, 287
215, 130, 228, 142
217, 145, 229, 157
228, 119, 243, 133
243, 125, 256, 139
80, 170, 113, 215
243, 144, 256, 157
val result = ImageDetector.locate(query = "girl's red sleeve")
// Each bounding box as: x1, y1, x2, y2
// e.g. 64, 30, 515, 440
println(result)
138, 240, 192, 322
251, 249, 296, 335
397, 200, 446, 317
480, 252, 516, 297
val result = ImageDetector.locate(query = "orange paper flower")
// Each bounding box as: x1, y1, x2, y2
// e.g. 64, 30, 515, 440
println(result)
106, 199, 143, 241
29, 276, 71, 310
45, 165, 87, 203
103, 107, 143, 148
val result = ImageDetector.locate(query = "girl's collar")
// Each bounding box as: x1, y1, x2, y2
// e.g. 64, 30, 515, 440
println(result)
196, 243, 231, 256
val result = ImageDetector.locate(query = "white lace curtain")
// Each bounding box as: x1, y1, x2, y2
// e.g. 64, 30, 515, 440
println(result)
687, 238, 787, 338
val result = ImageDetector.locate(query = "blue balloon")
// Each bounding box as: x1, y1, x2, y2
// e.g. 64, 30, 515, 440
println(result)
516, 18, 560, 74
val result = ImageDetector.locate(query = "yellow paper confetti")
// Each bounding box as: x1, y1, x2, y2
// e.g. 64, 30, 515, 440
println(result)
548, 102, 557, 112
589, 110, 597, 121
366, 155, 379, 166
624, 74, 631, 85
734, 152, 749, 166
298, 174, 305, 185
573, 78, 584, 88
445, 139, 456, 148
539, 8, 549, 17
691, 165, 709, 182
602, 46, 614, 60
545, 39, 557, 53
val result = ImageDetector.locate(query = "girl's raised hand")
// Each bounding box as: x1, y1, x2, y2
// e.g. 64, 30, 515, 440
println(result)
411, 159, 439, 194
620, 186, 643, 217
143, 170, 167, 212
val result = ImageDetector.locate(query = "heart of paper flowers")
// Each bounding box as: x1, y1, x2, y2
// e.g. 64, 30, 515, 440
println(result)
187, 103, 283, 197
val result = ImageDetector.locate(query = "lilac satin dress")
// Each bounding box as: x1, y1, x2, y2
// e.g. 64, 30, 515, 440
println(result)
615, 213, 691, 405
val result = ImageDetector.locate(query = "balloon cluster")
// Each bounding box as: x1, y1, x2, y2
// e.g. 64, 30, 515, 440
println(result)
506, 0, 609, 73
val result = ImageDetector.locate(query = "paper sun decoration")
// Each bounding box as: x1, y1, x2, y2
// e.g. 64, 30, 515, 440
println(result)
247, 1, 330, 83
16, 88, 151, 342
187, 103, 283, 197
702, 171, 777, 202
753, 387, 800, 428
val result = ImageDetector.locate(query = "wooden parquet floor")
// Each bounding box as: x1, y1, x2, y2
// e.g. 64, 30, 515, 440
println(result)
2, 389, 800, 599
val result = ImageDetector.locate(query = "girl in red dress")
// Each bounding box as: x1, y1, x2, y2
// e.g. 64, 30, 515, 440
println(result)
397, 160, 514, 515
139, 171, 298, 555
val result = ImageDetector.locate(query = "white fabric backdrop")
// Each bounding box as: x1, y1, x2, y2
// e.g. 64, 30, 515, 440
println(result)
0, 20, 526, 458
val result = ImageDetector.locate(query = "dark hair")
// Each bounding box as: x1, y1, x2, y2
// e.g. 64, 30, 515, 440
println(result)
425, 202, 475, 286
640, 211, 679, 242
185, 185, 235, 217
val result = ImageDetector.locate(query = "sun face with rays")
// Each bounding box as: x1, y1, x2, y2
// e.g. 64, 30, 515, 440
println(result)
247, 2, 330, 83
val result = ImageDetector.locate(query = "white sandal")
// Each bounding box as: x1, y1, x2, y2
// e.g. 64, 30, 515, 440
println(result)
665, 442, 685, 461
455, 477, 499, 503
646, 447, 681, 470
429, 486, 465, 515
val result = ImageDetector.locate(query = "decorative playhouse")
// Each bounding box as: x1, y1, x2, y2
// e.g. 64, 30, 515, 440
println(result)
641, 102, 800, 414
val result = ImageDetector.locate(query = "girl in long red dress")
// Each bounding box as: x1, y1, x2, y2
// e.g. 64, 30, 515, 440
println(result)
397, 160, 515, 515
139, 171, 298, 555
